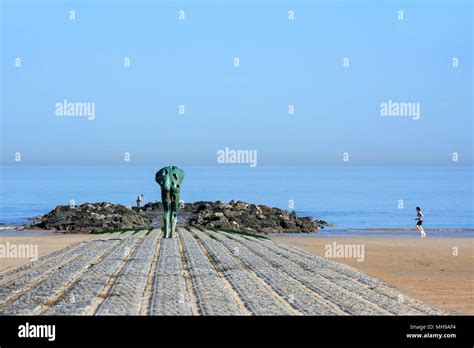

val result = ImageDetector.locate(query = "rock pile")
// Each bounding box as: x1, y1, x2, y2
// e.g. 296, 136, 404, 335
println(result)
31, 200, 327, 234
32, 202, 152, 233
187, 200, 326, 234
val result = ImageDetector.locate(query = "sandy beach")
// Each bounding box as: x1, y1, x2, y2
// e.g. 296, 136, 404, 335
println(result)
0, 234, 96, 273
0, 228, 444, 315
1, 229, 471, 315
271, 235, 473, 314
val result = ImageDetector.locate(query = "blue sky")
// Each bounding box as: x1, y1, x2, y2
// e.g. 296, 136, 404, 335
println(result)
1, 0, 472, 165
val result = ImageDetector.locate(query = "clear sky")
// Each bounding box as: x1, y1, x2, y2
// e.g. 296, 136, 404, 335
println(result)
1, 0, 472, 165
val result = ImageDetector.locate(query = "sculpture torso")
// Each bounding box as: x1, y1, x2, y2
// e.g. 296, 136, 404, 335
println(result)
155, 166, 184, 192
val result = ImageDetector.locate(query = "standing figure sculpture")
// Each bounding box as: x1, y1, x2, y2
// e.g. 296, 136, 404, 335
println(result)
155, 166, 184, 238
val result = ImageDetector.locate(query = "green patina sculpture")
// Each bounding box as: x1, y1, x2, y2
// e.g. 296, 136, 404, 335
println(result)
155, 166, 185, 238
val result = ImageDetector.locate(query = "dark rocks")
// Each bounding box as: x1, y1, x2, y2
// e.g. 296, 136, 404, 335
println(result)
32, 202, 152, 233
187, 200, 327, 234
32, 200, 328, 235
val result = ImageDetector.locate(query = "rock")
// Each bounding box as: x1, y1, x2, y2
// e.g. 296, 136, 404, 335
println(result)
188, 200, 328, 234
32, 199, 330, 235
32, 202, 152, 234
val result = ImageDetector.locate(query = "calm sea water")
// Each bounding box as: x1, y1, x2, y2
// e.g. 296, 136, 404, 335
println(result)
0, 165, 472, 230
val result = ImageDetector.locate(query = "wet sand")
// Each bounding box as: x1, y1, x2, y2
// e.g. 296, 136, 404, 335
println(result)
271, 236, 473, 314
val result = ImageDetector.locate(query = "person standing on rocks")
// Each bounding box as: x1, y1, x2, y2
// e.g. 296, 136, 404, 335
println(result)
155, 166, 184, 238
136, 193, 143, 208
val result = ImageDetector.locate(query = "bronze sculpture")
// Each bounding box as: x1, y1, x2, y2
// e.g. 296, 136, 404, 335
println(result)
155, 166, 184, 238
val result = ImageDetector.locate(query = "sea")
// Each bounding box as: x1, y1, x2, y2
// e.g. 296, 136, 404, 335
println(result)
0, 165, 472, 235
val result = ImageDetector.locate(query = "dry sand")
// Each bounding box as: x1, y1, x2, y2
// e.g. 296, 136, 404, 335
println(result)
1, 233, 471, 314
0, 234, 96, 273
0, 229, 444, 315
271, 236, 473, 314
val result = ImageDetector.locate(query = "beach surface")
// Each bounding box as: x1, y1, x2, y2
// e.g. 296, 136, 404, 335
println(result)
0, 234, 96, 273
271, 235, 473, 314
0, 228, 446, 315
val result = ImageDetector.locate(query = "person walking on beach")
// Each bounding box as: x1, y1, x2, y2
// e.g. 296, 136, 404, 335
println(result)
136, 193, 143, 208
415, 207, 426, 237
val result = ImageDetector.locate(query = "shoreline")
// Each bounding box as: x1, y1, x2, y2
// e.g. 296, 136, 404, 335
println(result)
271, 235, 474, 314
2, 224, 474, 238
265, 228, 474, 238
